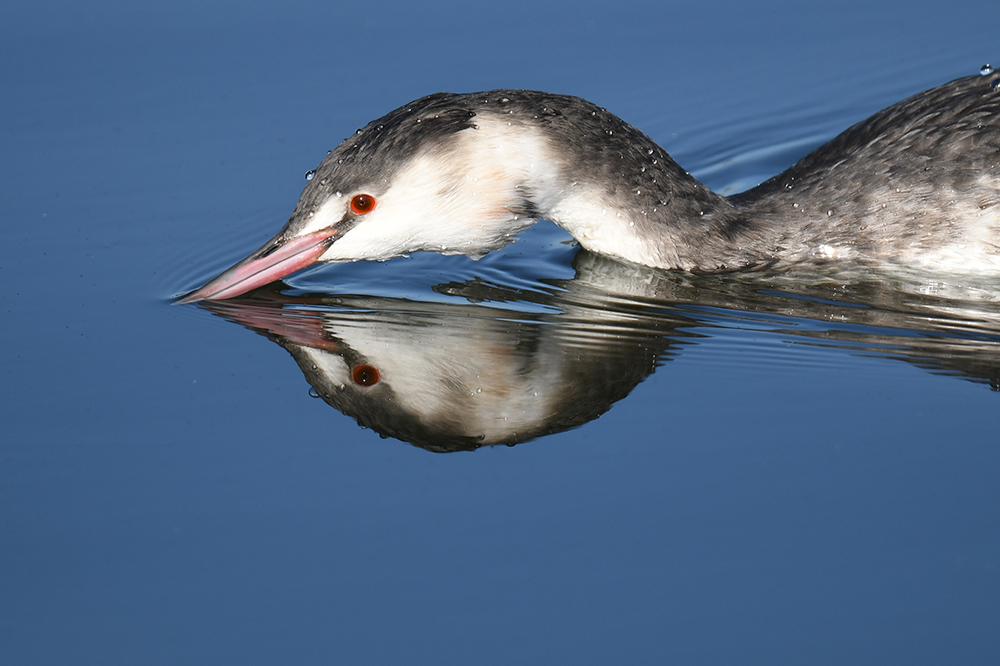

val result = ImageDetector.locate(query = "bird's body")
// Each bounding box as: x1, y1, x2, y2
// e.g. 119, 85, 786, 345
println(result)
182, 70, 1000, 302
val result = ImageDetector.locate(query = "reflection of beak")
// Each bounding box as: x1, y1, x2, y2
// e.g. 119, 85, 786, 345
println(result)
177, 228, 336, 303
201, 298, 342, 352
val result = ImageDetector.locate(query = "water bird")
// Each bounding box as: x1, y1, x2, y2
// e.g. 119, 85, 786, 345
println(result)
181, 68, 1000, 302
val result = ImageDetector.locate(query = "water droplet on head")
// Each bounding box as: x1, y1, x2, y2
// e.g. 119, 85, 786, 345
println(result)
304, 170, 316, 181
308, 388, 320, 398
981, 64, 994, 75
992, 78, 1000, 91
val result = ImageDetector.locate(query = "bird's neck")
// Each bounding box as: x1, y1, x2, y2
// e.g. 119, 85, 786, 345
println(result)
468, 109, 747, 270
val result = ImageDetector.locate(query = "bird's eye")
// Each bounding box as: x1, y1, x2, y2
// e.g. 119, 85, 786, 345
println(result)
352, 364, 380, 386
350, 194, 376, 215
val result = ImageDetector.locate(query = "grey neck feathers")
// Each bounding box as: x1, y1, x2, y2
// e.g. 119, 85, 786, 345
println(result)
464, 90, 774, 270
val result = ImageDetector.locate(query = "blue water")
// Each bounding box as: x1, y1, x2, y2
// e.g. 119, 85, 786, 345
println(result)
3, 0, 999, 663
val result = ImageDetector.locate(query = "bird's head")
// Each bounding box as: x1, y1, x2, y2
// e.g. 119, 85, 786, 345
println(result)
180, 92, 561, 302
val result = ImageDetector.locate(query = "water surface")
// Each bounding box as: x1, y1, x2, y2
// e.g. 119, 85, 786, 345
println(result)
2, 1, 998, 663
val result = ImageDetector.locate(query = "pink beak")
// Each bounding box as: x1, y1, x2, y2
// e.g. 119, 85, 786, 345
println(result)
178, 228, 337, 303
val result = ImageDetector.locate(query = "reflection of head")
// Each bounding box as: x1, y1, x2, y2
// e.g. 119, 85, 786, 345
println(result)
278, 317, 663, 452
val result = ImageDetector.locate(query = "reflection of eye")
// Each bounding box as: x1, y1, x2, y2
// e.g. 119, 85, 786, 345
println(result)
352, 364, 380, 386
350, 194, 376, 215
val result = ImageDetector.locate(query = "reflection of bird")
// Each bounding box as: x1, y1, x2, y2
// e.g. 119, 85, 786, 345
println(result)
182, 69, 1000, 302
200, 252, 1000, 451
201, 283, 671, 452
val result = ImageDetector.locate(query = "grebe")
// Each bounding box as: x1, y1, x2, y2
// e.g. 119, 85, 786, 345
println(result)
181, 69, 1000, 302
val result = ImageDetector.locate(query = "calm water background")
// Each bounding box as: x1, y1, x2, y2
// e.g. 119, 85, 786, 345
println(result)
3, 0, 998, 663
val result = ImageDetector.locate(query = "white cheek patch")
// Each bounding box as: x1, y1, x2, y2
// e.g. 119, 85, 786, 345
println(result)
319, 154, 482, 261
317, 117, 561, 263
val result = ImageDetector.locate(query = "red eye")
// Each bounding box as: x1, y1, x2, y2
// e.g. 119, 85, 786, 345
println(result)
352, 364, 380, 386
350, 194, 376, 215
